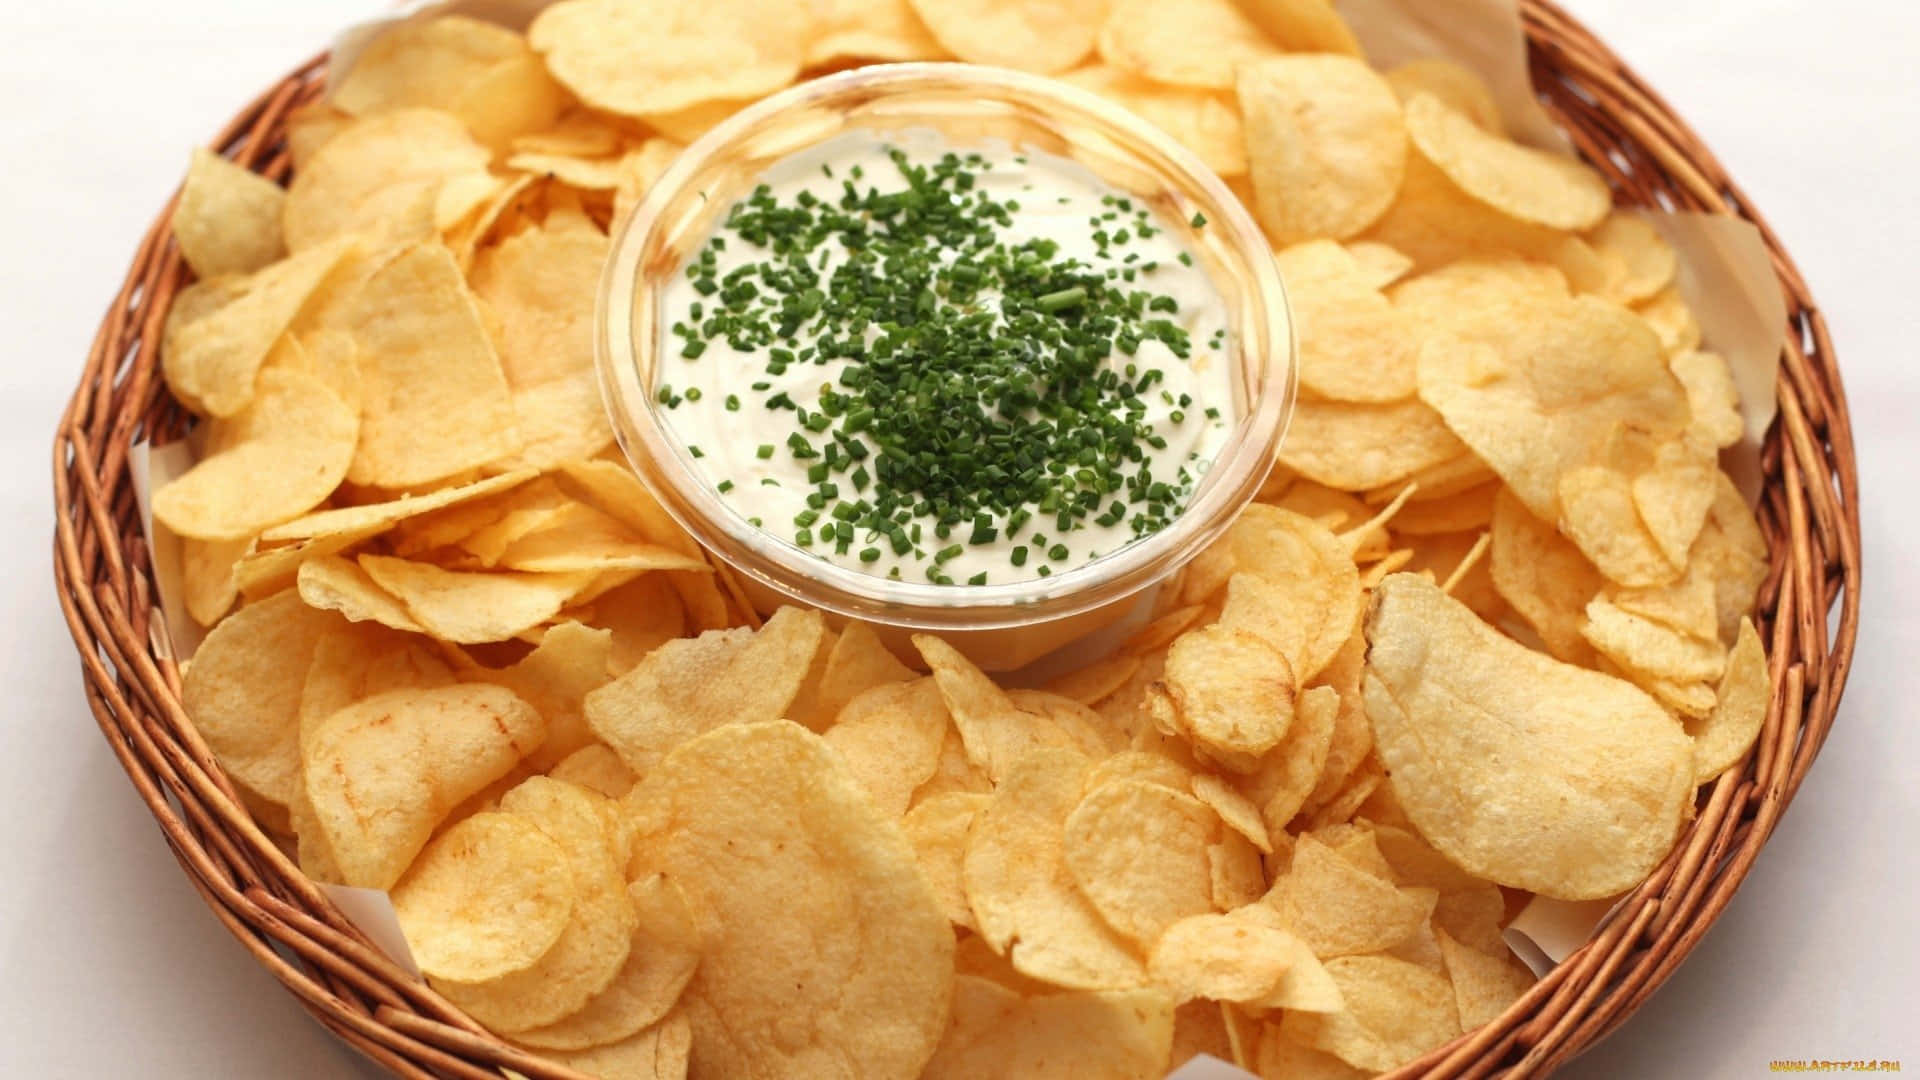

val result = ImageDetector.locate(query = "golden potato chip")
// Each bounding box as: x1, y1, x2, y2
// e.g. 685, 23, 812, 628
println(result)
1225, 903, 1344, 1012
162, 234, 359, 418
282, 109, 491, 251
1587, 212, 1677, 304
1279, 397, 1469, 494
181, 534, 249, 627
567, 574, 686, 674
1149, 913, 1306, 1004
1086, 750, 1194, 796
262, 469, 537, 543
1285, 279, 1421, 404
1416, 294, 1690, 530
1098, 0, 1279, 91
1282, 955, 1461, 1072
1369, 825, 1506, 955
1255, 1026, 1369, 1080
529, 0, 807, 117
298, 555, 423, 633
356, 555, 592, 643
1670, 350, 1746, 451
453, 52, 572, 154
1405, 93, 1609, 230
921, 975, 1174, 1080
305, 683, 545, 888
906, 0, 1102, 74
493, 504, 705, 576
1635, 285, 1703, 356
391, 811, 575, 982
471, 205, 607, 388
1389, 255, 1571, 326
913, 725, 994, 804
824, 678, 950, 818
917, 634, 1105, 782
807, 0, 944, 65
286, 102, 353, 170
1342, 240, 1415, 290
1386, 481, 1498, 536
1124, 604, 1208, 655
1687, 617, 1769, 782
1160, 625, 1295, 768
1364, 574, 1693, 898
341, 242, 522, 488
636, 97, 747, 144
1217, 519, 1358, 689
1269, 834, 1435, 959
174, 148, 287, 280
332, 17, 527, 118
630, 721, 954, 1077
438, 778, 637, 1031
1059, 66, 1247, 178
1239, 681, 1337, 838
183, 589, 338, 811
1387, 58, 1501, 133
1231, 0, 1360, 52
467, 621, 615, 771
1435, 930, 1533, 1030
513, 873, 701, 1051
1695, 474, 1770, 643
153, 368, 358, 541
1239, 56, 1406, 245
524, 1009, 691, 1080
1305, 622, 1371, 802
1488, 489, 1601, 662
556, 459, 731, 632
548, 743, 639, 799
1192, 773, 1271, 853
586, 606, 826, 772
1208, 832, 1267, 911
1063, 778, 1217, 948
1609, 573, 1720, 646
1581, 598, 1726, 685
902, 791, 989, 932
966, 748, 1147, 989
1364, 154, 1608, 289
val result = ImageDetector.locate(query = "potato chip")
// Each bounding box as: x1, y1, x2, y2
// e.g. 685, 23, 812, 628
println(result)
512, 873, 701, 1051
807, 0, 945, 65
1487, 489, 1601, 662
181, 533, 248, 627
913, 726, 994, 804
174, 148, 287, 280
1268, 834, 1435, 959
1364, 574, 1693, 898
630, 721, 954, 1077
332, 16, 527, 118
1255, 1026, 1369, 1080
1149, 913, 1306, 1004
529, 0, 807, 117
907, 0, 1102, 74
1287, 282, 1421, 404
1364, 154, 1608, 289
1405, 93, 1609, 230
1059, 66, 1247, 178
1635, 285, 1703, 356
298, 555, 423, 633
391, 811, 574, 982
153, 367, 358, 541
1239, 56, 1406, 245
1235, 681, 1335, 837
1305, 622, 1371, 801
1279, 397, 1469, 494
1586, 212, 1677, 305
1386, 58, 1501, 133
1435, 930, 1532, 1030
470, 206, 607, 388
438, 778, 637, 1031
548, 743, 639, 799
1064, 778, 1217, 948
1217, 512, 1358, 685
282, 109, 491, 251
286, 102, 353, 170
1191, 773, 1271, 853
305, 683, 545, 888
341, 242, 522, 488
183, 589, 338, 811
466, 621, 615, 771
1224, 903, 1344, 1012
1686, 617, 1769, 782
162, 234, 359, 418
1160, 625, 1295, 768
357, 555, 592, 643
1098, 0, 1279, 91
586, 606, 826, 772
1670, 349, 1747, 452
1209, 832, 1267, 911
917, 634, 1104, 782
262, 469, 537, 543
824, 678, 949, 817
1231, 0, 1360, 53
524, 1009, 691, 1080
1581, 598, 1726, 686
922, 975, 1174, 1080
1282, 955, 1461, 1072
902, 791, 988, 932
1695, 474, 1770, 643
965, 747, 1148, 989
1416, 294, 1691, 530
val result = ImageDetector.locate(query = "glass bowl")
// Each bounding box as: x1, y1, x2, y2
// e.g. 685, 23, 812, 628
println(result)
598, 62, 1294, 665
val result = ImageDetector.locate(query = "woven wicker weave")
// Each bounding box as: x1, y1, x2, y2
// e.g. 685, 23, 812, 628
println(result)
50, 3, 1861, 1077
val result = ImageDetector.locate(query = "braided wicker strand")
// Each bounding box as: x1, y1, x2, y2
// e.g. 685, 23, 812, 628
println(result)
51, 4, 1860, 1077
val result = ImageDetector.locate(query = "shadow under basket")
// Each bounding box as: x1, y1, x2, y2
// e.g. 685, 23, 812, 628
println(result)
50, 3, 1862, 1077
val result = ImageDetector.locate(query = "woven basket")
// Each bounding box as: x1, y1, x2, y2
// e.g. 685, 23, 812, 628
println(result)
51, 3, 1861, 1077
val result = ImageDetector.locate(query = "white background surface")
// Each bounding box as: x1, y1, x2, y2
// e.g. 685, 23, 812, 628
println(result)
3, 1, 1914, 1076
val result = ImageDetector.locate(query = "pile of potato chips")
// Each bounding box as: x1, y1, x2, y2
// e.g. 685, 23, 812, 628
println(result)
154, 1, 1774, 1077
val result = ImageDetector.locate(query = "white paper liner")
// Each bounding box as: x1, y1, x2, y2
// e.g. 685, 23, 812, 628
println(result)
115, 0, 1792, 1057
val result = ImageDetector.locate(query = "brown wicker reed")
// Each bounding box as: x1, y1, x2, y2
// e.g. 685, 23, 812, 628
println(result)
50, 3, 1860, 1077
